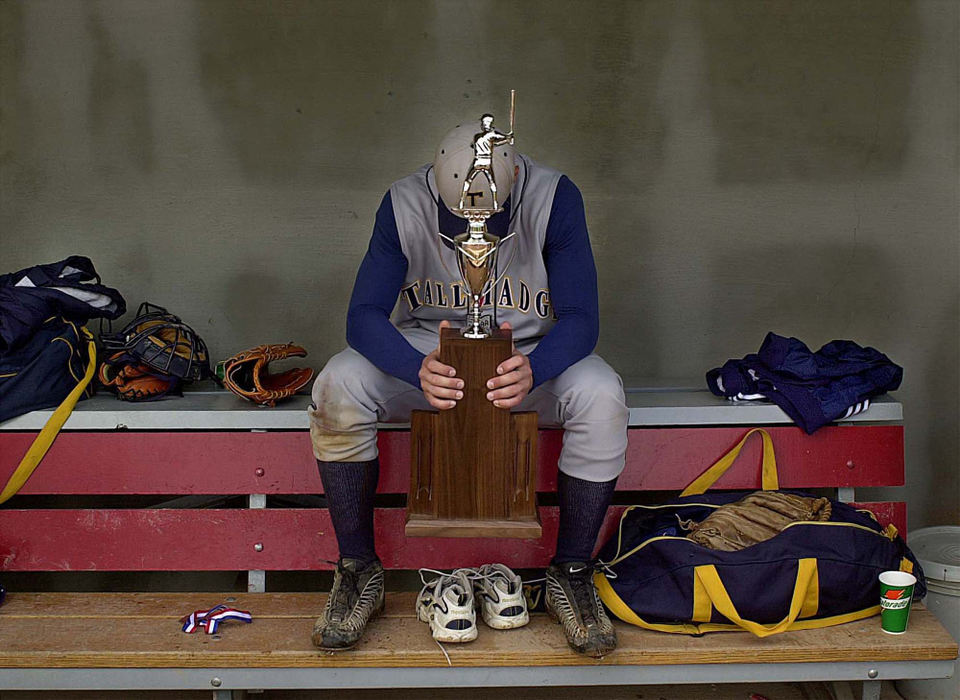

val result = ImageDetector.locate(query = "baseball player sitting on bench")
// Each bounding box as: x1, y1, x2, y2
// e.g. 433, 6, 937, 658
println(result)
308, 116, 629, 658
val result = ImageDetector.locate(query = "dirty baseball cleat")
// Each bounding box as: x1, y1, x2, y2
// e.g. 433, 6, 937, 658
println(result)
545, 561, 617, 658
312, 558, 384, 650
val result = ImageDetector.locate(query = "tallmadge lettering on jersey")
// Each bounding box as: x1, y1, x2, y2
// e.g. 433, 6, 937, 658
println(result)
390, 154, 562, 357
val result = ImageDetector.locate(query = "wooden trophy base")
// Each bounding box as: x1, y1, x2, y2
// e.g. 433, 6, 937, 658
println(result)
404, 516, 542, 539
405, 327, 541, 538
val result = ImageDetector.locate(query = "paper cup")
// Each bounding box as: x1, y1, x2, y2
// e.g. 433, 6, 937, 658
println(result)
879, 570, 917, 634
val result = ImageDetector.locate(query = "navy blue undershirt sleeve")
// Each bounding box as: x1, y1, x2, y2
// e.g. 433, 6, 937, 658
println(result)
526, 176, 600, 388
345, 192, 426, 388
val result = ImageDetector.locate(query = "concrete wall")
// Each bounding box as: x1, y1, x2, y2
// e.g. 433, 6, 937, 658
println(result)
2, 0, 957, 527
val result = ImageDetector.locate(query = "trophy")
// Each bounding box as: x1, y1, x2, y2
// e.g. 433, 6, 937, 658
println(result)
406, 92, 541, 538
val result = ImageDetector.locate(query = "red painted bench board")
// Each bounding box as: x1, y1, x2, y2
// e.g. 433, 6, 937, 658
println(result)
0, 507, 579, 571
0, 416, 907, 575
0, 502, 905, 572
0, 425, 903, 495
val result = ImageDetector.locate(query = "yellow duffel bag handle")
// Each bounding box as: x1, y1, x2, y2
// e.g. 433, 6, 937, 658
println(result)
693, 558, 818, 638
680, 427, 779, 497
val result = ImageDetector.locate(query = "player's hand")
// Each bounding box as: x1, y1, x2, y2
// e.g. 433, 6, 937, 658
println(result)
486, 322, 533, 409
419, 320, 462, 410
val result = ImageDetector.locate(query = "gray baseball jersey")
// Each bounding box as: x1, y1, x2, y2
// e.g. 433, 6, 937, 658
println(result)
389, 153, 562, 356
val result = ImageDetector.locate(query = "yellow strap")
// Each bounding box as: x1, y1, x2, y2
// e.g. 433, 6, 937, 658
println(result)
694, 605, 880, 633
900, 557, 914, 574
0, 329, 96, 505
693, 558, 818, 638
689, 549, 819, 625
800, 564, 820, 619
680, 428, 779, 496
691, 572, 713, 622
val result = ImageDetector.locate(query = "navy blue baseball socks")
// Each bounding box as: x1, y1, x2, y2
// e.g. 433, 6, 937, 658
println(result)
554, 472, 618, 564
312, 557, 385, 650
317, 459, 379, 566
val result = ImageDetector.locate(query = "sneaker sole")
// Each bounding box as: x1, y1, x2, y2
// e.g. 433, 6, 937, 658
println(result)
419, 604, 478, 642
315, 640, 359, 652
482, 610, 530, 629
429, 620, 479, 643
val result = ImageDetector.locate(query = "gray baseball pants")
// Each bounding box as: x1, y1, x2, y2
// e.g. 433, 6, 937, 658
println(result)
309, 347, 629, 482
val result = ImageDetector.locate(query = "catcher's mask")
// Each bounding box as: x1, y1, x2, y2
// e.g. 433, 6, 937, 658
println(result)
433, 119, 516, 214
100, 302, 210, 382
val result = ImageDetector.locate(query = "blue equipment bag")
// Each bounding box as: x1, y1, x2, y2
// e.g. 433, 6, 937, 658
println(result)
596, 429, 924, 637
0, 317, 97, 504
0, 257, 122, 503
0, 317, 95, 423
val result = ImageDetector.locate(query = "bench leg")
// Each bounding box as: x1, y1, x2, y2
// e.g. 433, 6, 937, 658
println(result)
860, 680, 882, 700
248, 494, 267, 593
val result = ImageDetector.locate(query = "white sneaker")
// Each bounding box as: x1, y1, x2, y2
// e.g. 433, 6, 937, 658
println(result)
416, 569, 478, 643
473, 563, 530, 630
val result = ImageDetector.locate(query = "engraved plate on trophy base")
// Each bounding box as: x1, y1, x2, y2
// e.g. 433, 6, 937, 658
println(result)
406, 327, 541, 538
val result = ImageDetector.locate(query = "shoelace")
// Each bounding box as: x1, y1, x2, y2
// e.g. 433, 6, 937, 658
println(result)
565, 565, 600, 627
417, 566, 502, 586
417, 566, 525, 611
329, 566, 359, 623
597, 561, 618, 580
423, 565, 526, 591
417, 568, 477, 607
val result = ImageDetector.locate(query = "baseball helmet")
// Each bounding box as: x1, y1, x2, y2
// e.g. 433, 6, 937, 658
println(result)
433, 117, 516, 214
100, 302, 211, 382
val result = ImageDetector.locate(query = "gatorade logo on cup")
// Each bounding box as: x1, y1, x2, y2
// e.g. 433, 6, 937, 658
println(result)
881, 589, 912, 610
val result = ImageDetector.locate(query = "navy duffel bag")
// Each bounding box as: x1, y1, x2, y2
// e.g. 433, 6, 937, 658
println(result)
0, 316, 95, 424
596, 429, 924, 637
0, 316, 97, 504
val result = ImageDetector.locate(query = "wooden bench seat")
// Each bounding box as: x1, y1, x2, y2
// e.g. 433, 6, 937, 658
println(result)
1, 592, 955, 695
1, 386, 956, 699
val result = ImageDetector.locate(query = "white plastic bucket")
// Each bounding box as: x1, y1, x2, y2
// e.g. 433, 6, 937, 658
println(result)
896, 526, 960, 700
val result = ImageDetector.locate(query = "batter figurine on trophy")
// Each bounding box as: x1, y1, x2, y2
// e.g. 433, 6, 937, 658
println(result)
440, 93, 518, 338
459, 113, 514, 212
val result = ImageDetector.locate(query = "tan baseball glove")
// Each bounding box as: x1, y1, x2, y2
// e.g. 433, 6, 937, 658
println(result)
98, 351, 180, 401
218, 343, 314, 407
683, 491, 832, 552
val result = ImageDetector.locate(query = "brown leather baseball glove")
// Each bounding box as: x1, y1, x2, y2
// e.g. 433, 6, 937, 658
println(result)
98, 351, 180, 401
218, 343, 314, 407
683, 491, 832, 552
